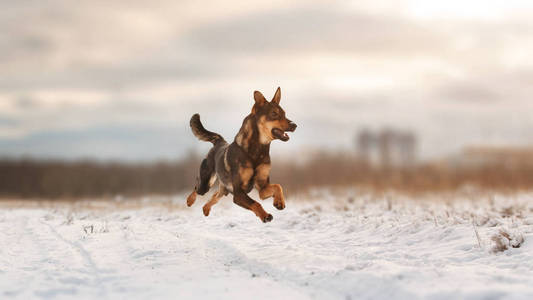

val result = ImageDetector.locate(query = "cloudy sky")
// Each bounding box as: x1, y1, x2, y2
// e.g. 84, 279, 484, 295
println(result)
1, 0, 533, 161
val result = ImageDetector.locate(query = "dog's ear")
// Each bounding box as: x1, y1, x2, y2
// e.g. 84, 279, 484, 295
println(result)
254, 91, 267, 105
271, 87, 281, 104
252, 90, 267, 114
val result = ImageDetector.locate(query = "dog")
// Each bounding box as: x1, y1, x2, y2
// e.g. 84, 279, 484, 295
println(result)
186, 87, 297, 222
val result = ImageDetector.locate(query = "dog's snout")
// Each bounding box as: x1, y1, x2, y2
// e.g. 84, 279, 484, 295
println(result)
287, 120, 297, 132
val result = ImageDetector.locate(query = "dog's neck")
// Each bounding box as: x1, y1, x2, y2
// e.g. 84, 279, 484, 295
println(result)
234, 115, 270, 163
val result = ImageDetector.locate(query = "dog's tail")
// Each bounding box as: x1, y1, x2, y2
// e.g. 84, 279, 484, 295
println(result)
190, 114, 224, 145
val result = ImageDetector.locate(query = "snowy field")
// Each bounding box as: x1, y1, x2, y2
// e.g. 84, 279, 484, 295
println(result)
1, 190, 533, 300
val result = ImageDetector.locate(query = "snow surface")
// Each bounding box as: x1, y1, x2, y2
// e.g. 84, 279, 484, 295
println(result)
1, 190, 533, 300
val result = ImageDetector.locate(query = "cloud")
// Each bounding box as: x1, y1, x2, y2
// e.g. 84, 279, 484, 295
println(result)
0, 115, 19, 127
186, 7, 448, 56
0, 125, 195, 161
438, 82, 502, 103
0, 1, 533, 160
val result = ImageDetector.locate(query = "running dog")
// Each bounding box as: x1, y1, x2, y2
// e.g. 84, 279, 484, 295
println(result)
186, 87, 297, 222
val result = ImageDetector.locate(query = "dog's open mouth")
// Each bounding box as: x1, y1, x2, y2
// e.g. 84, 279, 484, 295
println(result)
272, 128, 290, 141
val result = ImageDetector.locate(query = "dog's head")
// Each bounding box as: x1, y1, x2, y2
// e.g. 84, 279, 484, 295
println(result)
252, 87, 297, 143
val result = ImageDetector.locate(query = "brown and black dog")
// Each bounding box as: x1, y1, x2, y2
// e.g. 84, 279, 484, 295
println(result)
186, 87, 297, 222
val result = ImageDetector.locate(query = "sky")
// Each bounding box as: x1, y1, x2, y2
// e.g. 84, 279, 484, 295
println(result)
1, 0, 533, 161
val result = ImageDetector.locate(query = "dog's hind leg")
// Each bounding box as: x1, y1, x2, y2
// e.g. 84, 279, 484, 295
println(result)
186, 189, 197, 207
187, 174, 216, 207
196, 158, 216, 195
187, 156, 215, 206
202, 184, 227, 216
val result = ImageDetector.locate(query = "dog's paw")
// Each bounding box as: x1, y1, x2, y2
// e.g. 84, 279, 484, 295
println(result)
186, 191, 196, 207
273, 200, 285, 210
203, 205, 210, 216
262, 214, 273, 223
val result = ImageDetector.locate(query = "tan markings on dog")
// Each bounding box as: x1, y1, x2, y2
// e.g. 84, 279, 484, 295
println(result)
208, 174, 217, 187
223, 148, 230, 172
242, 120, 252, 150
235, 132, 243, 147
254, 163, 271, 187
203, 184, 226, 216
249, 202, 269, 220
186, 190, 197, 207
238, 165, 254, 190
259, 183, 285, 210
257, 115, 279, 144
255, 164, 284, 209
235, 119, 253, 150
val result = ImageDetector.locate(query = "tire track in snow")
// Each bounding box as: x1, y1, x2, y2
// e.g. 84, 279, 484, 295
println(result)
38, 218, 107, 296
178, 217, 419, 299
2, 212, 90, 298
0, 214, 51, 298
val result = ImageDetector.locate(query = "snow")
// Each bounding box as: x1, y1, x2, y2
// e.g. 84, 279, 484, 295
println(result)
1, 190, 533, 299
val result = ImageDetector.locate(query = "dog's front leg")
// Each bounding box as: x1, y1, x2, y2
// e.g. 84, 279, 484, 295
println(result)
233, 191, 272, 223
232, 167, 272, 222
258, 183, 285, 210
255, 164, 285, 210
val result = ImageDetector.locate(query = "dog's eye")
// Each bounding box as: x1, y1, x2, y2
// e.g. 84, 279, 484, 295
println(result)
270, 111, 279, 119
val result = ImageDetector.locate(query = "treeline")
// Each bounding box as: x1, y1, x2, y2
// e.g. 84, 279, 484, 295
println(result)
271, 151, 533, 194
0, 156, 200, 198
2, 152, 533, 199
